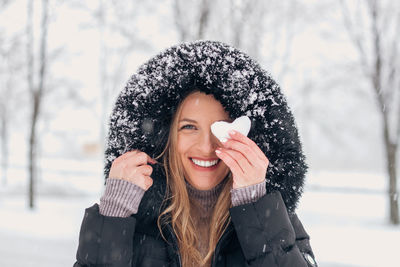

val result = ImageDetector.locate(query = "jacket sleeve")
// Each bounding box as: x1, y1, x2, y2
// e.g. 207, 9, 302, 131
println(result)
73, 204, 137, 267
289, 213, 318, 267
229, 191, 317, 267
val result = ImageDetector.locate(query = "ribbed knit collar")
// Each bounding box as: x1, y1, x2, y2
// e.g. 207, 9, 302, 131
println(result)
185, 178, 226, 214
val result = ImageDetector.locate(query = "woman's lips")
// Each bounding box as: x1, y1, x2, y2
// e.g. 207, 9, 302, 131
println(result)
190, 157, 219, 161
189, 157, 220, 171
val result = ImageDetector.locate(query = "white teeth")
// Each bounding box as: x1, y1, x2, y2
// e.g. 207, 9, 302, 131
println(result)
191, 158, 219, 167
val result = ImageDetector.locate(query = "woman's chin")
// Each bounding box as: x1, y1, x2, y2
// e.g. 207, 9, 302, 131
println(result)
185, 175, 224, 190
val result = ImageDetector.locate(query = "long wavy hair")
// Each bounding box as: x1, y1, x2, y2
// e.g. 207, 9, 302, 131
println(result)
156, 90, 233, 266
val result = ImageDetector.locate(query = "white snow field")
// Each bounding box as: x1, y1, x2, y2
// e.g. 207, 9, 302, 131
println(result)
0, 169, 399, 267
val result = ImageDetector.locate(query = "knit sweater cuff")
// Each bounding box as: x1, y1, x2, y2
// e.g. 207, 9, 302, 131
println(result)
230, 179, 266, 207
99, 178, 145, 217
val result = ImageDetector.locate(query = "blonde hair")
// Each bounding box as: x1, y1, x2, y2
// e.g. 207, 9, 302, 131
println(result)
156, 90, 233, 266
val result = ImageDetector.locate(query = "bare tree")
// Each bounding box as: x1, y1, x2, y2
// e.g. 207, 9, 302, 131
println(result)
69, 0, 153, 156
173, 0, 268, 60
26, 0, 34, 207
341, 0, 400, 224
173, 0, 300, 74
97, 0, 152, 154
174, 0, 214, 41
26, 0, 49, 208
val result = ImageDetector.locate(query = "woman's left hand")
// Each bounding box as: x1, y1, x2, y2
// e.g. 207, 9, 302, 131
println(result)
215, 130, 269, 189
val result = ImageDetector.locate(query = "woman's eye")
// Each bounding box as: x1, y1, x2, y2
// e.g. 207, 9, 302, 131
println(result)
180, 124, 196, 130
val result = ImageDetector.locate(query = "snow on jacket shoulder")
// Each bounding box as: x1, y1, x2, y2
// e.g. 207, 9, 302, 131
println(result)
74, 40, 318, 267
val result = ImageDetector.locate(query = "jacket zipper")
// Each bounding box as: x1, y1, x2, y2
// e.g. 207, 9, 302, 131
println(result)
167, 222, 233, 267
211, 223, 233, 267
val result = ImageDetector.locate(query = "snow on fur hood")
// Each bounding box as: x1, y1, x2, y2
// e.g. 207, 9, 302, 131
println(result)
104, 40, 308, 222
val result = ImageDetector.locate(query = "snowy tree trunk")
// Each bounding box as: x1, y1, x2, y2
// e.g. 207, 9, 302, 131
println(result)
341, 0, 400, 225
382, 119, 399, 224
26, 0, 35, 208
370, 0, 399, 225
28, 94, 40, 208
27, 0, 48, 209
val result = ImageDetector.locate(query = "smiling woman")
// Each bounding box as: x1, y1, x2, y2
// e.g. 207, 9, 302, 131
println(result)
176, 91, 231, 190
73, 41, 318, 267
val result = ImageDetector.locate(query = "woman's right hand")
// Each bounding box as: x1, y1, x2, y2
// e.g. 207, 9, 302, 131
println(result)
108, 150, 157, 191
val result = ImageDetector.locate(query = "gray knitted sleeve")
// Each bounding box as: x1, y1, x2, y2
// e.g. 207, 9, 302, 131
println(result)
230, 179, 267, 207
99, 178, 145, 217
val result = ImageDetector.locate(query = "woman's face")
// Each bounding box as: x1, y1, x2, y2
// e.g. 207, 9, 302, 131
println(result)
177, 92, 231, 190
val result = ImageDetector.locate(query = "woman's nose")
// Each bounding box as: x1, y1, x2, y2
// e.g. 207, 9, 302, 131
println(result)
198, 131, 219, 153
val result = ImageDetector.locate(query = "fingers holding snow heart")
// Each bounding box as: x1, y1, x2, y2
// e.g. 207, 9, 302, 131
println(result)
215, 130, 269, 189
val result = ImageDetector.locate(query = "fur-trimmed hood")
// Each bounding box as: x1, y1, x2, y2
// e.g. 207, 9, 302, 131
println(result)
104, 40, 308, 224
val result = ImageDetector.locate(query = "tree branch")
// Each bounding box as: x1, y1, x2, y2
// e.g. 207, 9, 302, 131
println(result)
340, 0, 369, 78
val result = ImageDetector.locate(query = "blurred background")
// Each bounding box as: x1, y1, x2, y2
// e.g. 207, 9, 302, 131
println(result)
0, 0, 399, 266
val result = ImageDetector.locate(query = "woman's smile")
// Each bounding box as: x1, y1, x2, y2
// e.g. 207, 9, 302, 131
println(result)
189, 157, 221, 171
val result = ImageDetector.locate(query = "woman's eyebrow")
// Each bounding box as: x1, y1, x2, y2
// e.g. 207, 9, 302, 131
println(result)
179, 118, 231, 123
179, 118, 197, 123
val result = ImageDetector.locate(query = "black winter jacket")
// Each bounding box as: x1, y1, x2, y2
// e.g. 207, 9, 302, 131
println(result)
74, 41, 317, 267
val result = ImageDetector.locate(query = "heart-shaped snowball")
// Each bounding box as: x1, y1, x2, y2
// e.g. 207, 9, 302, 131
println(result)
211, 116, 251, 142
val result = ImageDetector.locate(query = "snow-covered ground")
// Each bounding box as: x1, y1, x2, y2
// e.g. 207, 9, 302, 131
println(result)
0, 195, 96, 267
0, 169, 399, 267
